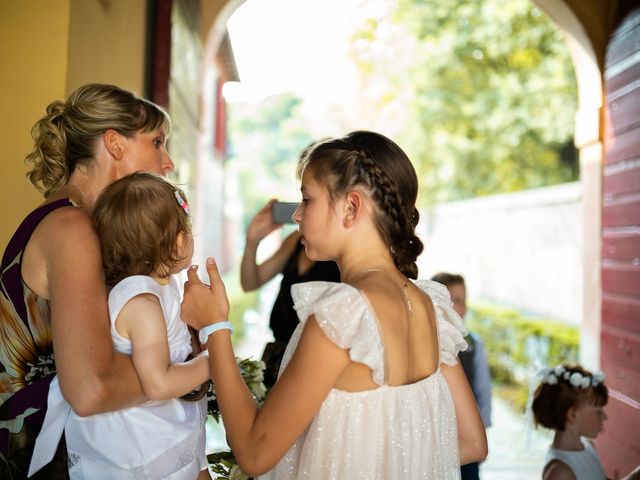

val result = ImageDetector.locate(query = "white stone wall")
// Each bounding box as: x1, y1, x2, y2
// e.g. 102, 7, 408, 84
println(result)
417, 182, 583, 325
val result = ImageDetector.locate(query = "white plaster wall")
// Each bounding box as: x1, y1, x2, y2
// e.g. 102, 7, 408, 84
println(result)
418, 182, 583, 325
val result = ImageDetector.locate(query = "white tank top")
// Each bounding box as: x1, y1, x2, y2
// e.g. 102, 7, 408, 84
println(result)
544, 437, 606, 480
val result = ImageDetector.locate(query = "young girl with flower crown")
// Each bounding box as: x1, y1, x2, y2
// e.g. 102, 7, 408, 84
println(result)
29, 172, 212, 479
181, 130, 488, 479
531, 364, 639, 480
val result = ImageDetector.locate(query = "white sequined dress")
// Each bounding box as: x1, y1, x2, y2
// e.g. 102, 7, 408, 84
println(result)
257, 280, 468, 480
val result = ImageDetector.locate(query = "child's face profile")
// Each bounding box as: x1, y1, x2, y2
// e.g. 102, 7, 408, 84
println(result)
295, 172, 336, 261
174, 231, 194, 272
572, 403, 607, 439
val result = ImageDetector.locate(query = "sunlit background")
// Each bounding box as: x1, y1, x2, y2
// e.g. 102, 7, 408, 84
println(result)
205, 1, 579, 477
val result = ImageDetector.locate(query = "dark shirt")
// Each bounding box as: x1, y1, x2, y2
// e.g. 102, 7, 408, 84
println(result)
268, 241, 340, 342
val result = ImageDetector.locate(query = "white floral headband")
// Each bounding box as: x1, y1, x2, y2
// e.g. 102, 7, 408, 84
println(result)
537, 365, 605, 389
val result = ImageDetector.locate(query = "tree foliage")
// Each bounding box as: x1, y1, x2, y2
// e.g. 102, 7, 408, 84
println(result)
350, 0, 578, 204
227, 93, 313, 228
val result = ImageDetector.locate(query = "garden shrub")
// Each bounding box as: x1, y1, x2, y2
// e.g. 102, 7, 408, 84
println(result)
466, 301, 579, 412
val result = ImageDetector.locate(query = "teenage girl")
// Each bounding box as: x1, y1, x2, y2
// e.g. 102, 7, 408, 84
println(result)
182, 131, 487, 479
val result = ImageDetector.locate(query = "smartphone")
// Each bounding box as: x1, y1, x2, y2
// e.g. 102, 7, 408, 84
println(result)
272, 201, 299, 224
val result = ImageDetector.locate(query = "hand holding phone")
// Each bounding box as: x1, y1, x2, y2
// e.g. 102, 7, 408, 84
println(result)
272, 202, 299, 224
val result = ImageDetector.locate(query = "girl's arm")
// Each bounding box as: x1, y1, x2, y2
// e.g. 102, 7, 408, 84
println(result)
543, 460, 576, 480
440, 361, 488, 465
240, 201, 300, 291
43, 207, 146, 416
182, 260, 350, 477
119, 293, 210, 401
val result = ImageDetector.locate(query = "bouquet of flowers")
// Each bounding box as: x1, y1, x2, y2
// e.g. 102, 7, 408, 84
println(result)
207, 357, 266, 479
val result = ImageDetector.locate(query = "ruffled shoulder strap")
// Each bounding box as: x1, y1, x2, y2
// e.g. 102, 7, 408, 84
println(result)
108, 275, 166, 326
415, 279, 468, 365
290, 281, 386, 385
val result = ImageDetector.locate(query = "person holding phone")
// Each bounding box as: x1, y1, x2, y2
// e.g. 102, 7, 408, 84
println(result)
240, 198, 340, 388
240, 141, 340, 388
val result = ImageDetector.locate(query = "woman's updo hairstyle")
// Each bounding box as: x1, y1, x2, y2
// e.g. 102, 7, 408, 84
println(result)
26, 83, 171, 198
299, 130, 424, 279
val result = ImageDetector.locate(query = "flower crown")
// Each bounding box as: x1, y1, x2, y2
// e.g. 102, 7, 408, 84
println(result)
538, 365, 605, 389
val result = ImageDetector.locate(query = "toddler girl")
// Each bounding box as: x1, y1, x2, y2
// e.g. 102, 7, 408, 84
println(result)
182, 130, 488, 479
30, 172, 211, 479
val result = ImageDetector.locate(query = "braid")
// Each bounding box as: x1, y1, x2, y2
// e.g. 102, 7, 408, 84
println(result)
355, 150, 424, 279
303, 131, 425, 278
355, 151, 405, 231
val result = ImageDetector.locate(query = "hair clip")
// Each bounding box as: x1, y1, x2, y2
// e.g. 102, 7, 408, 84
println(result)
174, 190, 190, 215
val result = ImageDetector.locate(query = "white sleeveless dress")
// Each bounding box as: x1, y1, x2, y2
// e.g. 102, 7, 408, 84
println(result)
544, 437, 606, 480
29, 275, 208, 479
257, 279, 468, 480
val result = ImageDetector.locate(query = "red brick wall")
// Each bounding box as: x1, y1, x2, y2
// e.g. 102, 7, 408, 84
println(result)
600, 6, 640, 477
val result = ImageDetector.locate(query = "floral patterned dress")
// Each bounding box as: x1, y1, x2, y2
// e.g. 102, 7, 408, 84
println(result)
0, 199, 73, 478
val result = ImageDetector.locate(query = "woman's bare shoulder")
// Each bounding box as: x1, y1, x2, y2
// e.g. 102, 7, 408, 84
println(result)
36, 204, 96, 242
31, 204, 99, 273
23, 204, 101, 297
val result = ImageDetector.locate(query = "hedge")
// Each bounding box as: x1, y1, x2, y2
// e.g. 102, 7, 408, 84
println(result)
466, 301, 579, 412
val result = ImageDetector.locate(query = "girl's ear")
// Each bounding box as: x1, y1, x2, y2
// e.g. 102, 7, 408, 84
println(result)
343, 191, 363, 227
103, 129, 125, 160
566, 406, 578, 424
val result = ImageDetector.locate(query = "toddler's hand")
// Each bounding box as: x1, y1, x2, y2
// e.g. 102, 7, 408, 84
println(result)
181, 258, 230, 330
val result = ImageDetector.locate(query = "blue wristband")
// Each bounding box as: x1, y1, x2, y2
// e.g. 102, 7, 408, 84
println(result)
199, 321, 233, 344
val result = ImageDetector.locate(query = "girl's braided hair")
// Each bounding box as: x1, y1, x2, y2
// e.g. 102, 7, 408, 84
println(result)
298, 131, 423, 278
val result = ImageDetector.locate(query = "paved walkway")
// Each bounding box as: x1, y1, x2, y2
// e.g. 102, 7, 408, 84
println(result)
482, 395, 551, 479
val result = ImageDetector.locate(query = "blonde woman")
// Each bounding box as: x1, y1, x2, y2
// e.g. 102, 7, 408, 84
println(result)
0, 84, 174, 478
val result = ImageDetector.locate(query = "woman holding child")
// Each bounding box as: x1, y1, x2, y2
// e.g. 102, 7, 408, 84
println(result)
0, 83, 175, 478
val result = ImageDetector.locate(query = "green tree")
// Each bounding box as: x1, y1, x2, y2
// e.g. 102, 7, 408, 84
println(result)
228, 93, 313, 228
350, 0, 578, 204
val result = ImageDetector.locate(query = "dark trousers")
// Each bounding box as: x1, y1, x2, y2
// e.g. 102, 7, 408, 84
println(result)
461, 461, 480, 480
2, 434, 69, 479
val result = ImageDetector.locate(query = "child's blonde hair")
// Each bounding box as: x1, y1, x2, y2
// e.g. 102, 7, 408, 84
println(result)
92, 172, 191, 286
531, 364, 608, 431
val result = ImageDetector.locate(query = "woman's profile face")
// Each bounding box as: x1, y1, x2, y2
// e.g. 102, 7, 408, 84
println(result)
118, 128, 174, 178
